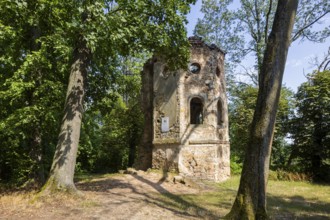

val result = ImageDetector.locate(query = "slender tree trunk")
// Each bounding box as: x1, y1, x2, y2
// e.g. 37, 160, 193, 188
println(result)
226, 0, 298, 219
28, 24, 45, 187
128, 141, 136, 168
28, 126, 45, 186
42, 36, 90, 194
312, 118, 324, 182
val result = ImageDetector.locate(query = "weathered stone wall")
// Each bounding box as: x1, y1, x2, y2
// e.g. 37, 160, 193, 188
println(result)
181, 40, 228, 144
149, 37, 230, 182
152, 144, 180, 172
153, 62, 181, 141
179, 144, 229, 181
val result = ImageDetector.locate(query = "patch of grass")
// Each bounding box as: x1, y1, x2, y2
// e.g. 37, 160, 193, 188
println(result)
74, 172, 123, 183
0, 187, 101, 219
269, 170, 312, 181
0, 191, 35, 213
2, 173, 329, 219
152, 176, 240, 218
155, 192, 223, 218
153, 175, 330, 219
267, 180, 330, 218
80, 200, 100, 208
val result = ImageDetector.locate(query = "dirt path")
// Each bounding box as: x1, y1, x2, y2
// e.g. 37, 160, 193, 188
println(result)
1, 171, 218, 220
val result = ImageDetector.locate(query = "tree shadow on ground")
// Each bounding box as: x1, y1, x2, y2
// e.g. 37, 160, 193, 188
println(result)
130, 173, 221, 219
76, 174, 330, 220
268, 195, 330, 219
76, 173, 220, 219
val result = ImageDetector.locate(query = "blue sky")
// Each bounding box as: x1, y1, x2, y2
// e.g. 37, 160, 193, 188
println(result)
186, 0, 330, 92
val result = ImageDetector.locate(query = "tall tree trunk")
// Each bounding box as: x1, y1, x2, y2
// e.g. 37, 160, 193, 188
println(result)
128, 141, 136, 168
226, 0, 298, 219
134, 58, 154, 170
28, 126, 45, 186
28, 24, 45, 187
42, 36, 90, 194
311, 118, 324, 182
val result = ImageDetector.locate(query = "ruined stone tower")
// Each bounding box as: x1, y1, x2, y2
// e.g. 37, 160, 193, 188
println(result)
140, 36, 230, 182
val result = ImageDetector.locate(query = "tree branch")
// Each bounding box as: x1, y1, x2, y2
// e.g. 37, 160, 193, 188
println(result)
264, 0, 273, 44
291, 10, 330, 42
318, 47, 330, 72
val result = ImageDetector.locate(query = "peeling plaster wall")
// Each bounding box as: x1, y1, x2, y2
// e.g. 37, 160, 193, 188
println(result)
153, 62, 181, 140
150, 37, 230, 182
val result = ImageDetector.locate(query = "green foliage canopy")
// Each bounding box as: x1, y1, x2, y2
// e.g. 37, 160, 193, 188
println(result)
195, 0, 330, 72
0, 0, 197, 186
229, 84, 294, 169
290, 70, 330, 182
0, 0, 70, 185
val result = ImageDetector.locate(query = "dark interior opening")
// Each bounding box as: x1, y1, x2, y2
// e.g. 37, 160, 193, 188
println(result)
190, 97, 203, 124
217, 100, 224, 125
216, 66, 220, 77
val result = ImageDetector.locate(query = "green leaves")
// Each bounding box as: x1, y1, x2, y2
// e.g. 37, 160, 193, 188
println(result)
290, 70, 330, 182
229, 84, 295, 169
195, 0, 329, 82
1, 0, 195, 185
292, 0, 330, 42
0, 0, 69, 185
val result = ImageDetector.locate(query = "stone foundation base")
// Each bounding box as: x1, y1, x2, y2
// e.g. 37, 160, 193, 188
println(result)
152, 143, 230, 182
152, 144, 180, 172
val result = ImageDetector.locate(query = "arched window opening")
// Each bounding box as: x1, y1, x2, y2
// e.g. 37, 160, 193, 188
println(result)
217, 100, 224, 125
216, 66, 220, 77
190, 98, 203, 124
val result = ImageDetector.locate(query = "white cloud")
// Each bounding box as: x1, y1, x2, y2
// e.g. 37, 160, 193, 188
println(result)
286, 59, 303, 67
286, 55, 316, 70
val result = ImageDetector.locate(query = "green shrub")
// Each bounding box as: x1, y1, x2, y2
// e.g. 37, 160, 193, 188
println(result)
268, 170, 312, 182
230, 159, 242, 175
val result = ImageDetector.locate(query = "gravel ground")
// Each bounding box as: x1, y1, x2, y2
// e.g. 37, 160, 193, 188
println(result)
0, 171, 216, 220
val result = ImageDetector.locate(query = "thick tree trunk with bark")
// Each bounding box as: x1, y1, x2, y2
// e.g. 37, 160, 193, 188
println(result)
134, 58, 155, 170
42, 37, 90, 194
226, 0, 298, 219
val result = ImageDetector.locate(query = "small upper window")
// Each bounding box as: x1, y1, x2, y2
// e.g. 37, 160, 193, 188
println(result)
216, 66, 220, 77
217, 100, 224, 126
161, 65, 170, 78
189, 63, 201, 74
190, 97, 203, 124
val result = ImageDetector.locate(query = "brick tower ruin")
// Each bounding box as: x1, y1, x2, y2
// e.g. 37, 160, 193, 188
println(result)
139, 36, 230, 182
